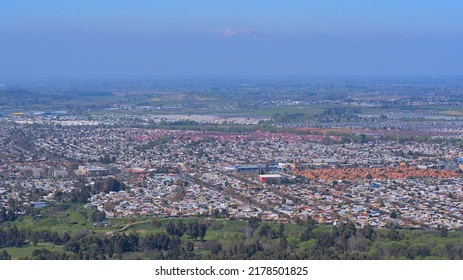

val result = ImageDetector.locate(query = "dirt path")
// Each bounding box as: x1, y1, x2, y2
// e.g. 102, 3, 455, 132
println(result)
106, 220, 151, 235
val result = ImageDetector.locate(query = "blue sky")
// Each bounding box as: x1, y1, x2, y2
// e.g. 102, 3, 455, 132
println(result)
1, 0, 463, 80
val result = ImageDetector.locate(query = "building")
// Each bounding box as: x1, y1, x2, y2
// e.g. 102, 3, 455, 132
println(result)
311, 158, 339, 167
258, 174, 282, 184
30, 201, 48, 208
76, 166, 109, 177
53, 170, 69, 178
225, 164, 265, 173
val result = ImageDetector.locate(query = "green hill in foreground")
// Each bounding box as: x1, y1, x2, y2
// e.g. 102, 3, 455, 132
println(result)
1, 205, 463, 260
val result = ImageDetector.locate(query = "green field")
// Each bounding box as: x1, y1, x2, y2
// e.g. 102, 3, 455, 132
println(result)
12, 205, 113, 235
3, 243, 64, 260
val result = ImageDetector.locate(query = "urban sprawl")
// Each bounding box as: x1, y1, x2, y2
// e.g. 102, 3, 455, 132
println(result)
2, 108, 463, 230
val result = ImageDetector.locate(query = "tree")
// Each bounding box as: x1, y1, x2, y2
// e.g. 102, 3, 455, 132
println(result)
0, 207, 8, 223
62, 232, 71, 243
0, 250, 11, 260
300, 218, 317, 241
439, 226, 449, 238
198, 223, 207, 242
279, 236, 288, 250
277, 223, 285, 238
206, 240, 222, 255
92, 178, 126, 194
185, 240, 194, 252
68, 185, 91, 204
32, 248, 68, 260
359, 224, 375, 241
53, 189, 63, 201
187, 221, 199, 241
166, 221, 186, 237
248, 217, 260, 230
99, 153, 112, 164
31, 232, 39, 246
258, 224, 273, 239
387, 227, 402, 241
92, 209, 106, 223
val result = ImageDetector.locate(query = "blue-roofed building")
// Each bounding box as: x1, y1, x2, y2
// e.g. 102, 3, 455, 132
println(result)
370, 211, 380, 217
225, 164, 265, 173
30, 201, 48, 208
235, 165, 264, 172
268, 164, 283, 172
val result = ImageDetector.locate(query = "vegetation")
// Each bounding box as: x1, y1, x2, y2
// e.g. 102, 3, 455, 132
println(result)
1, 208, 463, 260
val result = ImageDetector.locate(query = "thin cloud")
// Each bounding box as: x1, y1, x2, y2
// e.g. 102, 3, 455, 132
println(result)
216, 28, 257, 38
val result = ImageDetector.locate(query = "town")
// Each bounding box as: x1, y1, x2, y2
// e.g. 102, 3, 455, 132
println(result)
2, 83, 463, 231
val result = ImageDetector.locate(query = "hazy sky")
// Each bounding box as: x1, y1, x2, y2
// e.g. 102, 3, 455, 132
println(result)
1, 0, 463, 80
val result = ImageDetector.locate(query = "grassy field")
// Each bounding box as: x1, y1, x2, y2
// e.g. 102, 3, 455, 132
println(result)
3, 242, 64, 260
12, 205, 112, 234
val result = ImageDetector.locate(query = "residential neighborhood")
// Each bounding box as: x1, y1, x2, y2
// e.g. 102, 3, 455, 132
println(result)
2, 114, 463, 230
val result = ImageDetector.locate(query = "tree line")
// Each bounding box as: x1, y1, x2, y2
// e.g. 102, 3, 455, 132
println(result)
1, 219, 463, 260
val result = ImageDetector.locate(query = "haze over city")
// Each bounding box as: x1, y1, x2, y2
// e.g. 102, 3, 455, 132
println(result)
1, 0, 463, 80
